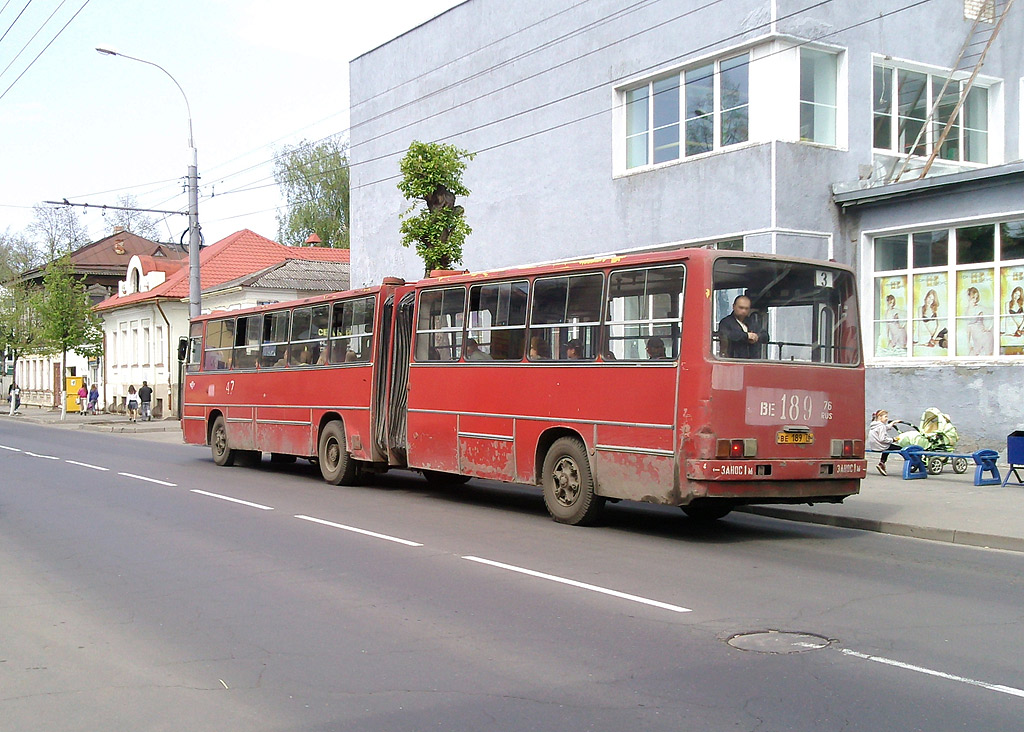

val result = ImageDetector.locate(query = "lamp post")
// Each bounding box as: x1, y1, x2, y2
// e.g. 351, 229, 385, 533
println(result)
95, 47, 202, 320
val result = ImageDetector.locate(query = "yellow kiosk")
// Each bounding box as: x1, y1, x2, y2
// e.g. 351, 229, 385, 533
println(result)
65, 375, 84, 413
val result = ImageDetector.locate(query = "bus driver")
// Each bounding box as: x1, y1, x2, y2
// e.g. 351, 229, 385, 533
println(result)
718, 295, 769, 358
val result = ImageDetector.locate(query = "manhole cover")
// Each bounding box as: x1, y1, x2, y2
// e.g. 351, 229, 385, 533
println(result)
727, 630, 832, 654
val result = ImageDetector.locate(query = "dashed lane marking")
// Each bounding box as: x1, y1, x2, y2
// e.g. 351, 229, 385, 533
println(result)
191, 489, 273, 511
841, 649, 1024, 700
462, 555, 692, 613
118, 472, 177, 487
24, 451, 59, 460
294, 514, 423, 547
66, 460, 110, 471
0, 444, 23, 452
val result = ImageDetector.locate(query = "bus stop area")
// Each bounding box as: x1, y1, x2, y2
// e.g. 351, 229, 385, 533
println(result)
4, 404, 1023, 553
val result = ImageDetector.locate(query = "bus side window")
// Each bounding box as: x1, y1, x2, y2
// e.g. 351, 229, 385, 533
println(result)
203, 318, 234, 371
530, 273, 602, 361
467, 280, 528, 361
415, 287, 465, 361
260, 310, 290, 368
605, 266, 684, 360
186, 322, 203, 372
233, 316, 260, 369
330, 296, 375, 363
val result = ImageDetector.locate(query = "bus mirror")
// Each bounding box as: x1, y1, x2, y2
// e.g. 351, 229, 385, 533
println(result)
177, 337, 189, 362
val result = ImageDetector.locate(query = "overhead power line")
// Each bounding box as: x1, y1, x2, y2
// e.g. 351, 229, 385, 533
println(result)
0, 0, 94, 103
203, 0, 939, 225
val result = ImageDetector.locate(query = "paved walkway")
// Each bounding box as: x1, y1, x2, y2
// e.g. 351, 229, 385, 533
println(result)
4, 404, 1023, 552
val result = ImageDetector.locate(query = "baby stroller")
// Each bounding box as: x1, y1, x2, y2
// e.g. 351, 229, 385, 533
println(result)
893, 408, 968, 475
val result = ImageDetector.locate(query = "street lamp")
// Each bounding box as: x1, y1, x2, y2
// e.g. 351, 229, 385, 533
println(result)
95, 46, 202, 319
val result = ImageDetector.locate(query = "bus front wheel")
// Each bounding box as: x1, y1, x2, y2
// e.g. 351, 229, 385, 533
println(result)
318, 421, 358, 486
210, 416, 235, 467
542, 437, 605, 526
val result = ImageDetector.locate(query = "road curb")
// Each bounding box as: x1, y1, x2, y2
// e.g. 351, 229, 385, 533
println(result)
738, 505, 1024, 554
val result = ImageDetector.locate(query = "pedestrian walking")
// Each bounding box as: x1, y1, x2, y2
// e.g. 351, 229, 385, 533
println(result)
77, 381, 89, 415
9, 382, 20, 416
126, 385, 139, 423
868, 409, 899, 475
138, 381, 153, 422
87, 383, 99, 415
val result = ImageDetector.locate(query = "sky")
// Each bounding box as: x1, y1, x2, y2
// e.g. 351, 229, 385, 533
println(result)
0, 0, 462, 248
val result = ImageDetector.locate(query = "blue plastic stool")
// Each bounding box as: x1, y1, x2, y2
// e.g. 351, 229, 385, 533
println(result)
900, 446, 929, 480
972, 449, 1001, 486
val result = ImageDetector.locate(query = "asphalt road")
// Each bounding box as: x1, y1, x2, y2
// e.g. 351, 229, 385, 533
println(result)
2, 420, 1023, 731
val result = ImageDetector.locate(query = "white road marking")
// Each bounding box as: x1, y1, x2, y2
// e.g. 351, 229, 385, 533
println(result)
294, 514, 423, 547
25, 451, 59, 460
0, 444, 22, 452
192, 489, 273, 510
841, 649, 1024, 699
462, 555, 691, 613
118, 472, 177, 487
65, 460, 110, 471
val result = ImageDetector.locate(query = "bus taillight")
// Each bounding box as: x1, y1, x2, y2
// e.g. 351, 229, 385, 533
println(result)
717, 439, 757, 458
830, 439, 863, 458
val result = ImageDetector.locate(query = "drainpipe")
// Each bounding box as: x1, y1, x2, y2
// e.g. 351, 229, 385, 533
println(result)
155, 300, 173, 417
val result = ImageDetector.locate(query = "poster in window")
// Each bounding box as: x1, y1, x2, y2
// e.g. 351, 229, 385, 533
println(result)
956, 269, 995, 356
912, 272, 948, 356
874, 276, 907, 356
1000, 265, 1024, 355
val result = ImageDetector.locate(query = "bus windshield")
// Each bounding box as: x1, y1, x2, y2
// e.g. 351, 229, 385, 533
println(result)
712, 258, 860, 365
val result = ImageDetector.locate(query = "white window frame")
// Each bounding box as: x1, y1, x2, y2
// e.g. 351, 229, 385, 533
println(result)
867, 216, 1024, 362
618, 52, 750, 172
872, 58, 1000, 166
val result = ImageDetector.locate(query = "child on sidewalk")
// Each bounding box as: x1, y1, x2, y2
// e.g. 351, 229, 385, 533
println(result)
868, 409, 899, 475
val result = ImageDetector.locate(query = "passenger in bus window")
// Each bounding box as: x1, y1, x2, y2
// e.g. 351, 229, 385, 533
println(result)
464, 338, 492, 361
718, 295, 769, 358
645, 336, 667, 359
345, 349, 359, 362
529, 336, 551, 359
564, 339, 584, 360
274, 347, 290, 367
315, 345, 328, 365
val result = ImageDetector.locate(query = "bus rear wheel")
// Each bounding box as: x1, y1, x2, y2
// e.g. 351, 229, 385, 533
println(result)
542, 437, 604, 526
318, 421, 358, 486
210, 416, 235, 467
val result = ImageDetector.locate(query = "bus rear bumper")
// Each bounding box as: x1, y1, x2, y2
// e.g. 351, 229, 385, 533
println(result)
685, 458, 865, 486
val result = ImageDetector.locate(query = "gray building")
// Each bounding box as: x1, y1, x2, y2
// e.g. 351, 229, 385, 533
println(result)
350, 0, 1023, 446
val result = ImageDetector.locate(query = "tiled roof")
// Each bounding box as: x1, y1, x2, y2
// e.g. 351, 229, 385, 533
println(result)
20, 230, 185, 282
94, 229, 351, 312
240, 259, 350, 291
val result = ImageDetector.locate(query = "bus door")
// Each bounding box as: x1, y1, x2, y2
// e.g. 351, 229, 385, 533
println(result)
383, 291, 414, 466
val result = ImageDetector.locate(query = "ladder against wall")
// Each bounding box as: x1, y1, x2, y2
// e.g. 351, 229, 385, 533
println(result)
891, 0, 1016, 183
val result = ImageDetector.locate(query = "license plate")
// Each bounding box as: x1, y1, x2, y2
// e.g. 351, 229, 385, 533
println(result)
777, 432, 814, 444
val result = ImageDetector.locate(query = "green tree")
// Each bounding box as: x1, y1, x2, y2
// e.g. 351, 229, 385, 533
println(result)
397, 140, 474, 273
0, 282, 45, 383
274, 137, 350, 248
36, 255, 103, 415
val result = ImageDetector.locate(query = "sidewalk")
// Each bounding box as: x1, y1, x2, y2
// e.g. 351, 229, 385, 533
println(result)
3, 403, 1022, 551
0, 403, 180, 434
740, 462, 1024, 552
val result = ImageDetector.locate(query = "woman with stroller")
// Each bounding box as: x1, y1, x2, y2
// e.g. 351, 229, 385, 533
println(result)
868, 409, 900, 475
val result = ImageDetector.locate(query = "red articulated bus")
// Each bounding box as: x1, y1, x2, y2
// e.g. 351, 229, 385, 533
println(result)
182, 248, 866, 524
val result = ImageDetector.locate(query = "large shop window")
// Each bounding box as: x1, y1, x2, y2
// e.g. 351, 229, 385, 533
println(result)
624, 52, 749, 169
872, 219, 1024, 359
872, 63, 989, 164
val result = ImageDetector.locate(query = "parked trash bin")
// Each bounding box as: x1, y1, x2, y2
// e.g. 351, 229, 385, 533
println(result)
1003, 431, 1024, 487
